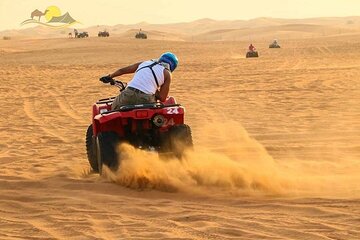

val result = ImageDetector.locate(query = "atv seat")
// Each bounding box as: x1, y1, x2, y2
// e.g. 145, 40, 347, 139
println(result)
118, 103, 181, 112
119, 103, 163, 112
96, 97, 116, 105
99, 102, 181, 115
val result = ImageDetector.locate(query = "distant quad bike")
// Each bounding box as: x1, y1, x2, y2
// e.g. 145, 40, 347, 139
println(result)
77, 32, 89, 38
98, 31, 110, 37
246, 50, 259, 58
269, 43, 281, 48
86, 79, 193, 175
135, 32, 147, 39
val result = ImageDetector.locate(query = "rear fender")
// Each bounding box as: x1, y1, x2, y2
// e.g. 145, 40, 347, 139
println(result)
163, 96, 177, 105
93, 112, 125, 137
92, 103, 112, 118
159, 106, 185, 129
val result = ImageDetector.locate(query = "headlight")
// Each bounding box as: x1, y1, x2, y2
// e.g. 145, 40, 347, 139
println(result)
153, 114, 165, 127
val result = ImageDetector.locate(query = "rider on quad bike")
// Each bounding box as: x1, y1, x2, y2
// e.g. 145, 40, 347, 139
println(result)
246, 44, 259, 58
100, 52, 178, 109
249, 43, 256, 52
269, 39, 281, 48
87, 52, 192, 175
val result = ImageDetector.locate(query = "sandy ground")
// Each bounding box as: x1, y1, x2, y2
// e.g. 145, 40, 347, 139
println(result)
0, 36, 360, 239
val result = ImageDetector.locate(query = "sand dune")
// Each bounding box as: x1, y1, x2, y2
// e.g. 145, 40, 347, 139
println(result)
2, 16, 360, 41
191, 23, 352, 41
0, 29, 360, 239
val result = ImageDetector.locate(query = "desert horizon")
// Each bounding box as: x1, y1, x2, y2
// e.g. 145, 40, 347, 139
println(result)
1, 3, 360, 239
1, 16, 360, 41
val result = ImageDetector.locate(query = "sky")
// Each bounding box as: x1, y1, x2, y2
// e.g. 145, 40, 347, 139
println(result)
1, 0, 360, 31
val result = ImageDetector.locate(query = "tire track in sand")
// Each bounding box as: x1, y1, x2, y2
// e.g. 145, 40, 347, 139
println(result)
47, 90, 87, 124
23, 100, 69, 143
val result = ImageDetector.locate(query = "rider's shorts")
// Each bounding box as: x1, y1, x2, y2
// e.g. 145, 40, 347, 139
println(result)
111, 87, 156, 110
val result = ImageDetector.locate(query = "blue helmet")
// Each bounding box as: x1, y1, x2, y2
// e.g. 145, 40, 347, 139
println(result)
159, 52, 178, 72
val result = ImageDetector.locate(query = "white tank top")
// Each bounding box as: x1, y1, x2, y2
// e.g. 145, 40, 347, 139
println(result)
127, 60, 165, 94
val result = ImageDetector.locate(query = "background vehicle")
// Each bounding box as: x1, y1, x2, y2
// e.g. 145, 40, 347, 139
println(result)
77, 32, 89, 38
98, 31, 110, 37
269, 41, 281, 48
135, 29, 147, 39
246, 50, 259, 58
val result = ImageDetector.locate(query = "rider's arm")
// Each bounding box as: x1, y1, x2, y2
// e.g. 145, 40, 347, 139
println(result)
155, 70, 171, 102
109, 62, 142, 78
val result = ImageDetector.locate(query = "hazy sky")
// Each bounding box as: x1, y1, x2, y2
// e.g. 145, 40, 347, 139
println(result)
1, 0, 360, 31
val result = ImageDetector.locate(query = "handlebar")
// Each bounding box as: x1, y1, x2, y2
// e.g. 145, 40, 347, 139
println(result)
110, 79, 127, 91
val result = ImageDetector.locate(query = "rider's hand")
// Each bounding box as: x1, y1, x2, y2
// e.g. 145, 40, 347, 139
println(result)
99, 75, 113, 84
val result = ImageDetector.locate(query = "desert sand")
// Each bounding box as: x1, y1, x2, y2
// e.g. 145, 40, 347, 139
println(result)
0, 20, 360, 239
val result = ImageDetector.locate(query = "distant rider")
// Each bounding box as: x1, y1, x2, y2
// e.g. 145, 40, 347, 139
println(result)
100, 52, 179, 110
74, 29, 78, 38
249, 44, 256, 52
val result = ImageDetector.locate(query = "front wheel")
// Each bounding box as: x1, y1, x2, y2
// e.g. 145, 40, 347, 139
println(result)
86, 124, 98, 172
96, 131, 120, 175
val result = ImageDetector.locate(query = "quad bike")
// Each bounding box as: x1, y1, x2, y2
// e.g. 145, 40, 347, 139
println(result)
98, 31, 110, 37
77, 32, 89, 38
86, 79, 193, 175
135, 32, 147, 39
269, 43, 281, 48
246, 50, 259, 58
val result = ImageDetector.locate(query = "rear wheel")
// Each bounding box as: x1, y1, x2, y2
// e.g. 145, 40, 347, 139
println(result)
167, 124, 193, 158
96, 132, 120, 175
86, 125, 98, 172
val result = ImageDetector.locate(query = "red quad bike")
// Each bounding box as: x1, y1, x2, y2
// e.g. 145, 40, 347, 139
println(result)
246, 49, 259, 58
86, 79, 193, 175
